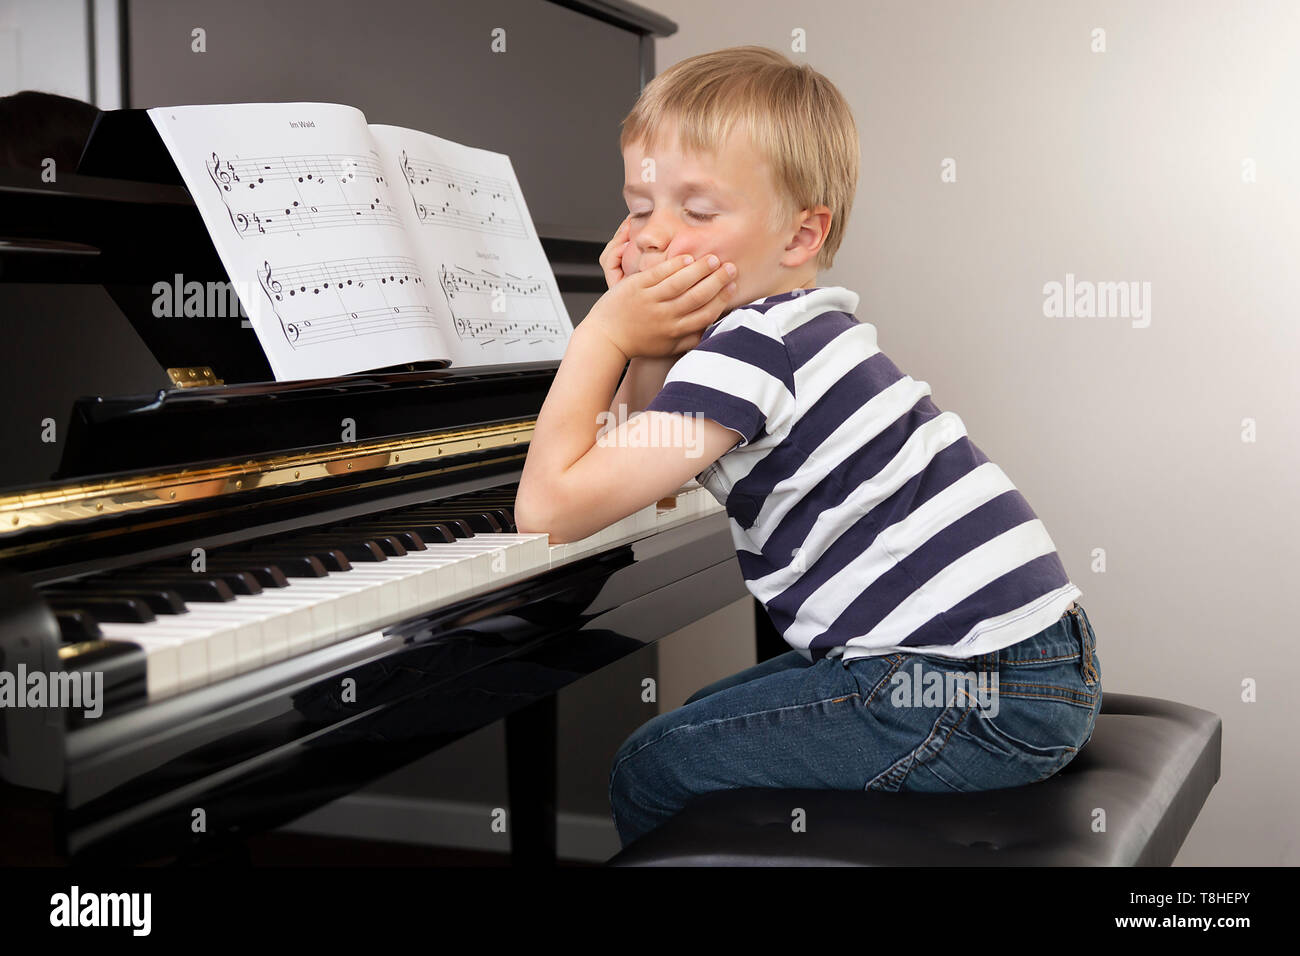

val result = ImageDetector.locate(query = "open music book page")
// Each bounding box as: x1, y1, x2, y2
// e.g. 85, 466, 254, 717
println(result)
368, 124, 572, 369
146, 103, 572, 381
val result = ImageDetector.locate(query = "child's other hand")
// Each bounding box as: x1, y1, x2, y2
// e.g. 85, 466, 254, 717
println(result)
599, 215, 633, 290
588, 253, 738, 360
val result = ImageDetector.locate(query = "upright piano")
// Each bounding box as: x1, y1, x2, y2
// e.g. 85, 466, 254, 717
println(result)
0, 106, 748, 864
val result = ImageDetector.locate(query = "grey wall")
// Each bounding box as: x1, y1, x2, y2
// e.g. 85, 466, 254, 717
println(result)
126, 0, 641, 242
648, 0, 1299, 865
0, 0, 91, 99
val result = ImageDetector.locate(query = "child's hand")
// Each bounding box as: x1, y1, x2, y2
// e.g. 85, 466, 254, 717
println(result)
599, 215, 633, 290
587, 253, 738, 360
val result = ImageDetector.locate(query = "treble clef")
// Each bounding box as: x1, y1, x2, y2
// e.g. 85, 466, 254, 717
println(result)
208, 152, 236, 191
208, 152, 230, 190
261, 260, 283, 300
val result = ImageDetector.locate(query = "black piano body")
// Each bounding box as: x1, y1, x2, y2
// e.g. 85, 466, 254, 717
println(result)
0, 353, 743, 865
0, 0, 759, 860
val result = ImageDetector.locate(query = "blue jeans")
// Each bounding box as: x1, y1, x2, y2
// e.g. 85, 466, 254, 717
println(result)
609, 602, 1102, 847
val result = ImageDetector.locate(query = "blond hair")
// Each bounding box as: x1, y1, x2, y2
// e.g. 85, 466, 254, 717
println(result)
620, 45, 859, 271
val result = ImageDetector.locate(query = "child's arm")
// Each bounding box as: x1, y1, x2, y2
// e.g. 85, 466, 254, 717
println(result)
607, 354, 681, 421
515, 256, 740, 544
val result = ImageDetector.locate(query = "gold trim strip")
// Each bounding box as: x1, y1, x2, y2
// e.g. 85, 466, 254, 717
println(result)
0, 420, 534, 536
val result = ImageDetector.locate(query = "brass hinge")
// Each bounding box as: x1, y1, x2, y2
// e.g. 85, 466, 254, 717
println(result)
167, 366, 224, 388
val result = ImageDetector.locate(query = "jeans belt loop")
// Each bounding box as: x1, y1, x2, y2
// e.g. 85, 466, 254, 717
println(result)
1069, 604, 1098, 686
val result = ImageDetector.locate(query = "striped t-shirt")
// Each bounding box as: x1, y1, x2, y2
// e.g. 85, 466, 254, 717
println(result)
643, 285, 1081, 662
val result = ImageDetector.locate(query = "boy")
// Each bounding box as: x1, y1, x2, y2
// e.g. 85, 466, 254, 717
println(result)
515, 46, 1101, 848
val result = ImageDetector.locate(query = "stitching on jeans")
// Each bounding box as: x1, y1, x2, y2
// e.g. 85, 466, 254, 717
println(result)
998, 690, 1097, 707
998, 681, 1102, 697
866, 674, 971, 789
1033, 746, 1079, 782
1000, 679, 1094, 693
1001, 653, 1080, 666
611, 687, 869, 773
859, 655, 907, 709
916, 694, 977, 762
607, 688, 870, 798
613, 656, 904, 784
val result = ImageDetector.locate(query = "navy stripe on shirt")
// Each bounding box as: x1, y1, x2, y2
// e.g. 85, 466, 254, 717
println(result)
639, 286, 1080, 659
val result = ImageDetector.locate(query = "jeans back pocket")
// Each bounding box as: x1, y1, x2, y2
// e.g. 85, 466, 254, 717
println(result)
875, 694, 1078, 794
864, 652, 1088, 794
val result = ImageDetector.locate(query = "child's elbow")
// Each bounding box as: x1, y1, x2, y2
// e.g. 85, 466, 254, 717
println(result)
514, 496, 570, 544
513, 498, 548, 536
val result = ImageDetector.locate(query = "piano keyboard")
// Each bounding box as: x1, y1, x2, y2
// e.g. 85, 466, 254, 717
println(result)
40, 482, 724, 703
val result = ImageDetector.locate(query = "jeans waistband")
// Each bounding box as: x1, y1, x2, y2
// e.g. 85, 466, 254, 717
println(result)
969, 602, 1098, 686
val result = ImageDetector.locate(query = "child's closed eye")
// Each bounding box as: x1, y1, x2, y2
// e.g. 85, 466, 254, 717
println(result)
629, 210, 717, 222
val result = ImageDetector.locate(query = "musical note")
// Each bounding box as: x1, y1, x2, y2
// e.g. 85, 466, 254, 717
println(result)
435, 265, 567, 345
396, 152, 527, 239
205, 151, 399, 237
259, 255, 434, 351
150, 102, 573, 378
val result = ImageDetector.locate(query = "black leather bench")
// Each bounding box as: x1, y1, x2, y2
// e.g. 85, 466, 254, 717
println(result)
606, 693, 1221, 866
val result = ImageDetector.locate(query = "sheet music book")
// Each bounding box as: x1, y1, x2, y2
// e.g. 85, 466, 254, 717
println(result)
147, 102, 573, 381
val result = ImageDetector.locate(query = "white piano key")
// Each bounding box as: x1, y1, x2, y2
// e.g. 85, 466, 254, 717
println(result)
96, 624, 190, 699
79, 506, 714, 702
112, 616, 242, 685
273, 579, 361, 638
176, 606, 265, 673
365, 555, 474, 612
341, 569, 408, 621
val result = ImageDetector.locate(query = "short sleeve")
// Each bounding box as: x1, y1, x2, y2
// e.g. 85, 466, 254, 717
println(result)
643, 313, 795, 449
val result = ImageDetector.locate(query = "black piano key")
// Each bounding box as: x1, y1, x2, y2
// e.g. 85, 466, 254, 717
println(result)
43, 584, 188, 614
230, 548, 340, 574
327, 525, 426, 551
387, 512, 474, 537
198, 557, 292, 587
402, 512, 498, 533
357, 534, 408, 557
276, 535, 388, 563
370, 518, 462, 543
457, 513, 503, 533
44, 595, 155, 623
407, 523, 460, 544
95, 575, 234, 603
97, 571, 237, 603
245, 546, 348, 574
451, 492, 517, 520
109, 567, 264, 596
451, 504, 516, 532
55, 610, 103, 643
320, 530, 411, 556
